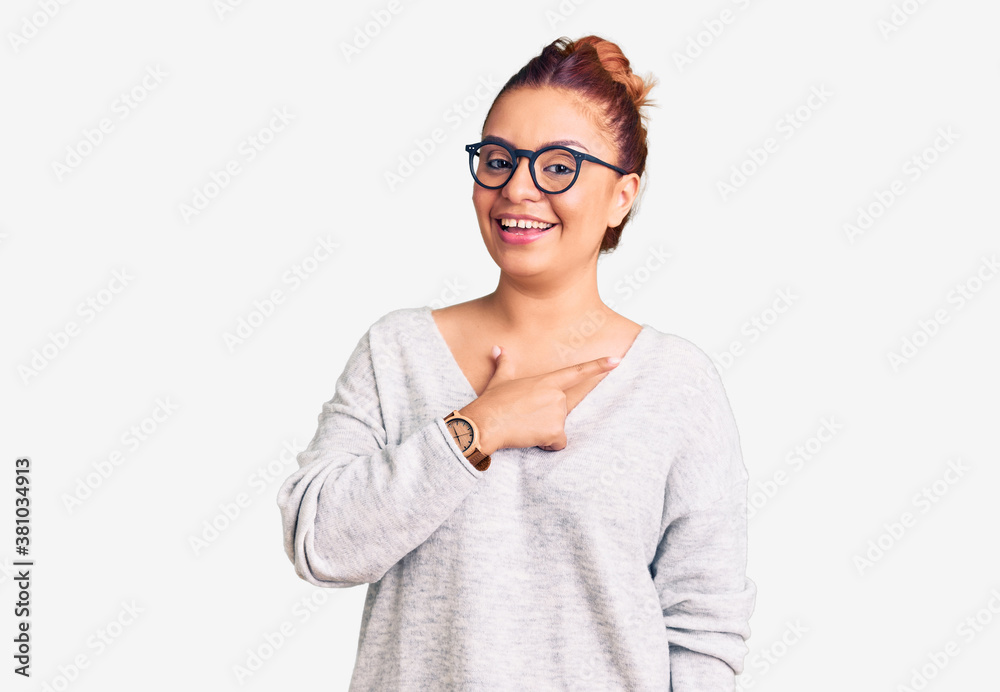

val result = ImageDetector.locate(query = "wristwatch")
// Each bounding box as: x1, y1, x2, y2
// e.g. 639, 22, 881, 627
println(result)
443, 410, 491, 471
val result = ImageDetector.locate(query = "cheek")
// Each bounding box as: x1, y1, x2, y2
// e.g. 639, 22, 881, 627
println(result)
552, 192, 603, 232
472, 187, 494, 218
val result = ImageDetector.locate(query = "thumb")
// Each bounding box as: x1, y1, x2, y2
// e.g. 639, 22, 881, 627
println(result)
486, 344, 511, 384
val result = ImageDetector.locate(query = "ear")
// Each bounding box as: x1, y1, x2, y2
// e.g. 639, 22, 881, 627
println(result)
606, 173, 640, 228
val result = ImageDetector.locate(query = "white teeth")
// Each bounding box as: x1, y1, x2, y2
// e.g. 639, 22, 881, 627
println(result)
499, 218, 554, 230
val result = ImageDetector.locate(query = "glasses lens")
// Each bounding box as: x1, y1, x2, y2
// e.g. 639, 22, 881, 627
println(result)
533, 147, 578, 193
473, 143, 514, 187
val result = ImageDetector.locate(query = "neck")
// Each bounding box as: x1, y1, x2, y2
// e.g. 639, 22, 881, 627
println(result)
481, 265, 615, 343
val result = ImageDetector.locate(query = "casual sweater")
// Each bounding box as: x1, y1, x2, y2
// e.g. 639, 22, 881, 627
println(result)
276, 305, 756, 691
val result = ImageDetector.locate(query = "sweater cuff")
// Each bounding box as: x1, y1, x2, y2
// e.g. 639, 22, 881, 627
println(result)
434, 416, 486, 477
670, 645, 736, 692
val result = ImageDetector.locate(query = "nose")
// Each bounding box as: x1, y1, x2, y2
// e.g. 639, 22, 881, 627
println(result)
502, 155, 543, 203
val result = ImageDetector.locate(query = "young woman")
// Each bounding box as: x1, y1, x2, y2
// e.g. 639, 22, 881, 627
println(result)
277, 35, 756, 691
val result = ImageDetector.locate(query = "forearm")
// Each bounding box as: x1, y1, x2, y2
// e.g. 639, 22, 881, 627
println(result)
278, 416, 482, 587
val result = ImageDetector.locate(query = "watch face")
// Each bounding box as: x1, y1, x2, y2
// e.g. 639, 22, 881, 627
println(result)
446, 418, 474, 452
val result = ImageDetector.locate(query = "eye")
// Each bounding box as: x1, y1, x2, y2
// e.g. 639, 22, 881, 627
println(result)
544, 163, 573, 176
536, 149, 577, 177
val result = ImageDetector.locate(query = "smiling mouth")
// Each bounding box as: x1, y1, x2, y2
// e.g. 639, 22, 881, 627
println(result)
496, 218, 556, 233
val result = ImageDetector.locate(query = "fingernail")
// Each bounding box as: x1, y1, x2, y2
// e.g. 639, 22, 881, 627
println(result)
492, 345, 501, 359
606, 356, 620, 365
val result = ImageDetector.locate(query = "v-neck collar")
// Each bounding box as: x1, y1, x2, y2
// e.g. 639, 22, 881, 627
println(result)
421, 305, 650, 424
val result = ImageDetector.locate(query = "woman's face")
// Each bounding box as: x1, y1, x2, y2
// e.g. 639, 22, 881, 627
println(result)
472, 86, 639, 280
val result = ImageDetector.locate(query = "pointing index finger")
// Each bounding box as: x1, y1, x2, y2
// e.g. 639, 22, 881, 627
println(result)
548, 356, 620, 392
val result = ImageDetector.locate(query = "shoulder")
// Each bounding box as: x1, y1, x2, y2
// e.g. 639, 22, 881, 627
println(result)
362, 306, 433, 362
368, 305, 429, 335
641, 328, 746, 487
362, 305, 429, 344
641, 327, 725, 394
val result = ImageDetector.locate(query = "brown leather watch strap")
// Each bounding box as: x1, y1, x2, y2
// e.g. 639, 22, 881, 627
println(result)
443, 410, 492, 472
465, 447, 491, 472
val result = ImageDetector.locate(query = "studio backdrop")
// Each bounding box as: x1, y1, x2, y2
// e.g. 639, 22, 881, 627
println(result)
2, 0, 998, 690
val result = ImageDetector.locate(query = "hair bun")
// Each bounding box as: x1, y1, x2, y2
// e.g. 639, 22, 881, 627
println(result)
572, 35, 656, 113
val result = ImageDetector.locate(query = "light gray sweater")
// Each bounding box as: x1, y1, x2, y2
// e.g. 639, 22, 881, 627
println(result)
276, 305, 756, 691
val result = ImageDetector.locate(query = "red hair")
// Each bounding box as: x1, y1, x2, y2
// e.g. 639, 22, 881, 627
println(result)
482, 35, 657, 253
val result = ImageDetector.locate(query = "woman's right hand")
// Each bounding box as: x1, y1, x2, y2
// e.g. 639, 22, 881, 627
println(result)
458, 345, 620, 454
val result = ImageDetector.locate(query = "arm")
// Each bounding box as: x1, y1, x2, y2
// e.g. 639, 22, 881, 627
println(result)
276, 328, 483, 588
655, 483, 756, 691
651, 354, 756, 691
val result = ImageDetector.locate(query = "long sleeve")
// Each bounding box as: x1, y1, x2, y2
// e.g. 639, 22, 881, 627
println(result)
275, 327, 484, 588
650, 351, 756, 691
273, 308, 757, 689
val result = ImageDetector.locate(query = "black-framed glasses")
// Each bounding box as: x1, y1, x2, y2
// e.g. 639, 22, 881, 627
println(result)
465, 140, 630, 194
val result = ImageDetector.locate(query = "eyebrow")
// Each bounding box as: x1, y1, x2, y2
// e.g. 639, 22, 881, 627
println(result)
482, 134, 590, 153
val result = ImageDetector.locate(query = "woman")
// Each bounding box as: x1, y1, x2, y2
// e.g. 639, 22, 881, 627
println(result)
277, 35, 756, 691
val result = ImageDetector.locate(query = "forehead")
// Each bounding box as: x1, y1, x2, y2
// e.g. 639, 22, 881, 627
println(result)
482, 86, 613, 155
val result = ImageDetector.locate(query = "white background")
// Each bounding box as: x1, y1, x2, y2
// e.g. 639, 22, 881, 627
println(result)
2, 0, 999, 690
